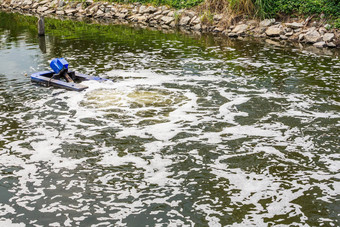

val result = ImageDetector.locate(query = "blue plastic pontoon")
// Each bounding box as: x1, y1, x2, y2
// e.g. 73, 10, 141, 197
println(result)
31, 58, 109, 91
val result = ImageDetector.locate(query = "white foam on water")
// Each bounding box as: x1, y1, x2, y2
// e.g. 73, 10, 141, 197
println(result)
218, 95, 250, 123
0, 204, 15, 216
211, 165, 310, 225
253, 146, 285, 159
98, 147, 148, 168
0, 49, 339, 227
0, 219, 25, 227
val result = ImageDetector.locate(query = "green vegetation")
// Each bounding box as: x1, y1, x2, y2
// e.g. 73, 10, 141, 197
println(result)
255, 0, 340, 18
335, 18, 340, 29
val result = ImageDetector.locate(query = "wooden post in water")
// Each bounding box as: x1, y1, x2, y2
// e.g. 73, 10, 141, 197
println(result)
38, 16, 45, 36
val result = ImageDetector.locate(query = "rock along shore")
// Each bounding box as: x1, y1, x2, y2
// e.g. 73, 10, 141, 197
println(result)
1, 0, 339, 49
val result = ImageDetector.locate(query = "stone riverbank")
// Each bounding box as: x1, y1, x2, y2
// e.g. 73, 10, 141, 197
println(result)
1, 0, 339, 49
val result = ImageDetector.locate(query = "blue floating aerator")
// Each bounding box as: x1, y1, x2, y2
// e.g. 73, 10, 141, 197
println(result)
50, 58, 69, 74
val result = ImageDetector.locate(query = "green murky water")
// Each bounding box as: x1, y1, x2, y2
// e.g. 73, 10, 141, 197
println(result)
0, 11, 339, 226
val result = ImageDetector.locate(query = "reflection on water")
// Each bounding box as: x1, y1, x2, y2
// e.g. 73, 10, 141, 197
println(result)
38, 36, 46, 54
0, 11, 340, 226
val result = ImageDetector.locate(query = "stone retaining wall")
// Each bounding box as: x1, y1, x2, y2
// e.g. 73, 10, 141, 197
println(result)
1, 0, 339, 49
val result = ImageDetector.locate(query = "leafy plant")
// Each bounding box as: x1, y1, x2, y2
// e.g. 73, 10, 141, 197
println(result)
334, 18, 340, 29
173, 10, 181, 24
254, 0, 340, 18
200, 10, 214, 25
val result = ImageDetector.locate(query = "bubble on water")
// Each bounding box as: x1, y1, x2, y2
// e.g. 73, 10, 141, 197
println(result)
0, 220, 25, 227
81, 88, 125, 108
81, 87, 186, 110
0, 30, 339, 226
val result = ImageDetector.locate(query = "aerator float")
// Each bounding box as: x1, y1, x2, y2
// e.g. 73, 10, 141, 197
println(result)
31, 58, 109, 91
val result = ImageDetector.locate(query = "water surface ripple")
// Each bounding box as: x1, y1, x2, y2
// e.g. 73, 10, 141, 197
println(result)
0, 12, 339, 226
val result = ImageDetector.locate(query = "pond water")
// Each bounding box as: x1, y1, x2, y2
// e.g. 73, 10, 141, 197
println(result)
0, 11, 339, 226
